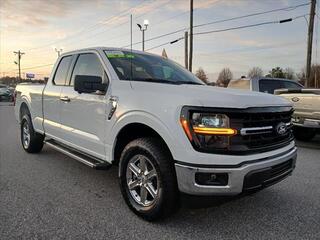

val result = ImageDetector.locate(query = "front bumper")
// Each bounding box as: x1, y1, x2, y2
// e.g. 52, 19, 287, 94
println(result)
175, 146, 297, 195
292, 117, 320, 129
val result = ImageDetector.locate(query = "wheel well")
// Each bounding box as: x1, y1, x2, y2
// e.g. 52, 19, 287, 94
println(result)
113, 123, 172, 165
20, 102, 30, 121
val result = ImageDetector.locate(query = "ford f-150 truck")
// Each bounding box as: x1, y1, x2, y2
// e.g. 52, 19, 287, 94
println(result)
14, 47, 297, 221
275, 88, 320, 141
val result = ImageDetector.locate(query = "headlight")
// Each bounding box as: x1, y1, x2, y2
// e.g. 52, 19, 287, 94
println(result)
180, 108, 237, 151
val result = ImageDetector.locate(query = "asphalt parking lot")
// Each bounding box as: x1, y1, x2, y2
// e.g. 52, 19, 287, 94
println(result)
0, 102, 319, 240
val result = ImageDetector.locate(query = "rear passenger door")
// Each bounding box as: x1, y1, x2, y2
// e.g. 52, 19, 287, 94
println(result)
43, 55, 73, 140
59, 52, 109, 160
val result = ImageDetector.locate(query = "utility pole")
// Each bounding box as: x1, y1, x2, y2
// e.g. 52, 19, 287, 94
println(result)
13, 50, 25, 82
306, 0, 316, 87
188, 0, 193, 72
184, 31, 189, 69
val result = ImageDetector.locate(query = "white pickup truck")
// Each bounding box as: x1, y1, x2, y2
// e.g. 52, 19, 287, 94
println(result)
14, 47, 297, 221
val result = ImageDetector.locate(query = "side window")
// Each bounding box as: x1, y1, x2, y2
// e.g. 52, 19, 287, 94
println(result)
70, 53, 106, 86
53, 56, 72, 85
259, 80, 283, 94
282, 81, 302, 90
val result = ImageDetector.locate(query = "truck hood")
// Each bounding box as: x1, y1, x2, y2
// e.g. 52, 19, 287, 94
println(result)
130, 82, 291, 109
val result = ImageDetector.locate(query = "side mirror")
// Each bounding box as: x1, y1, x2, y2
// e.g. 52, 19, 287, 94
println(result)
74, 75, 107, 94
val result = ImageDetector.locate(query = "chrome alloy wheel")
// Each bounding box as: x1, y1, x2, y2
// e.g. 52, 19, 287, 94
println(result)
126, 155, 159, 207
22, 121, 31, 149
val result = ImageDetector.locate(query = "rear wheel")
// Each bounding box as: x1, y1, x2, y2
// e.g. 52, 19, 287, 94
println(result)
119, 137, 179, 221
293, 126, 316, 141
20, 114, 44, 153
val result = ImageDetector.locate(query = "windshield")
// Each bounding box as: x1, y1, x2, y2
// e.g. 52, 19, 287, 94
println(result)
104, 50, 204, 85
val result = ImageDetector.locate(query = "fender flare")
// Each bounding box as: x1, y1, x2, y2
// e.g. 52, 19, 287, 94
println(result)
19, 96, 32, 121
108, 111, 180, 161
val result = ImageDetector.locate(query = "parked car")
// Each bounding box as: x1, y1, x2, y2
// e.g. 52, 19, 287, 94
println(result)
0, 85, 13, 102
275, 88, 320, 141
14, 48, 297, 220
228, 77, 303, 94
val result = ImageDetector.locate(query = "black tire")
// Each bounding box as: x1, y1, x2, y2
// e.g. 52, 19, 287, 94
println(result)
119, 137, 179, 221
20, 113, 44, 153
293, 126, 316, 141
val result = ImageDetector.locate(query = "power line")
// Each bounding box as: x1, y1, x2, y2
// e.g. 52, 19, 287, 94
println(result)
121, 2, 311, 48
121, 28, 188, 48
5, 2, 311, 73
55, 0, 180, 51
23, 0, 176, 55
145, 37, 184, 51
194, 15, 307, 36
146, 15, 307, 51
20, 63, 54, 70
90, 9, 191, 47
193, 2, 310, 28
60, 8, 152, 50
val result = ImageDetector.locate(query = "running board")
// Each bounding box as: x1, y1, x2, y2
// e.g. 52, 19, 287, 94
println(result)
45, 139, 111, 170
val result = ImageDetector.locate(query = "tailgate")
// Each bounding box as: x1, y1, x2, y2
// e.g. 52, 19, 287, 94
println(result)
275, 90, 320, 121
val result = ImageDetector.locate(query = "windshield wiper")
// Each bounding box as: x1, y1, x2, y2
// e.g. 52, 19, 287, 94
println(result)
130, 78, 181, 85
130, 78, 204, 85
177, 81, 204, 85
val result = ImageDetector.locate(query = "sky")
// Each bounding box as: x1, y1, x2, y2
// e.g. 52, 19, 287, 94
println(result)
0, 0, 319, 81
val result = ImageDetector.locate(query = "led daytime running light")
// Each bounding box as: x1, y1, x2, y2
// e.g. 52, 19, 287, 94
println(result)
193, 126, 237, 135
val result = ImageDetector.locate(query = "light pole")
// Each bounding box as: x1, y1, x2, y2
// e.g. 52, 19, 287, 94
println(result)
137, 20, 149, 51
54, 47, 63, 57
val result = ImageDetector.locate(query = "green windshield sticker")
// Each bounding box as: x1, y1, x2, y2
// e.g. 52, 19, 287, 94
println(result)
105, 50, 134, 59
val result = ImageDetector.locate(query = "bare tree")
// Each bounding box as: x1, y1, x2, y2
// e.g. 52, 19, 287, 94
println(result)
297, 64, 320, 87
195, 67, 208, 84
216, 68, 233, 87
297, 68, 306, 85
284, 67, 295, 80
310, 64, 320, 88
247, 67, 263, 79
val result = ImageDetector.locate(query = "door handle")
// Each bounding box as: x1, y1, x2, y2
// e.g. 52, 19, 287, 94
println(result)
60, 96, 70, 102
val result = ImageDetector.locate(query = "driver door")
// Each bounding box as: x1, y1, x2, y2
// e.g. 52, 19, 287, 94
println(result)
59, 52, 109, 160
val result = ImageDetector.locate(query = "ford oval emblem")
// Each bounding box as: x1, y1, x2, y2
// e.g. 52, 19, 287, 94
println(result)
276, 122, 287, 135
291, 97, 300, 102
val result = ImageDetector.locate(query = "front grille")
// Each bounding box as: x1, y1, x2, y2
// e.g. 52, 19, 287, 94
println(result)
243, 159, 294, 191
229, 107, 294, 154
182, 106, 294, 155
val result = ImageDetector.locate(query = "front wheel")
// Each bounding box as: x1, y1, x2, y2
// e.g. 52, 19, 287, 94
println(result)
20, 114, 44, 153
119, 137, 179, 221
